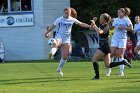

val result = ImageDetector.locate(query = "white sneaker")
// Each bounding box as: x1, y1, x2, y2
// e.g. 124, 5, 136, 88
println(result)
106, 68, 111, 76
119, 72, 124, 76
57, 68, 63, 76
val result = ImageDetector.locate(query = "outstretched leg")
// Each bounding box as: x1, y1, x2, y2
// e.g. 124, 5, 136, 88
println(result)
57, 43, 70, 76
92, 49, 104, 80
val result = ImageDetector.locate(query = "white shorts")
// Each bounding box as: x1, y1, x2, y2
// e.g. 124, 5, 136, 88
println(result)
111, 37, 127, 48
55, 33, 71, 44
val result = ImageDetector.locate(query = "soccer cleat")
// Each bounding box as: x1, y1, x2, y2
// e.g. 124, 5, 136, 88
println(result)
57, 68, 63, 76
122, 59, 131, 68
93, 76, 100, 80
48, 53, 53, 60
106, 68, 111, 76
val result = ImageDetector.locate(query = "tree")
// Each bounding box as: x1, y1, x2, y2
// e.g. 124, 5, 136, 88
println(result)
71, 0, 140, 41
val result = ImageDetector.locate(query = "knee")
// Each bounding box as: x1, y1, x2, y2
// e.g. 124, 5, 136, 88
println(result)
105, 64, 110, 68
106, 65, 110, 68
62, 56, 68, 60
92, 58, 97, 63
111, 53, 115, 58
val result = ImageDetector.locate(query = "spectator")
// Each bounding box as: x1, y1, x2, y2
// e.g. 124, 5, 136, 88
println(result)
0, 3, 7, 13
126, 36, 133, 60
134, 16, 140, 59
22, 4, 29, 11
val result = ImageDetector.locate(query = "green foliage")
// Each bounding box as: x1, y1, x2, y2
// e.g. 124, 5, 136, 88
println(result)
71, 0, 140, 22
0, 61, 140, 93
71, 0, 140, 27
71, 0, 140, 42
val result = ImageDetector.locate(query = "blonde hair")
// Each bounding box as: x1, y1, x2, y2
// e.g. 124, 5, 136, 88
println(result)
64, 7, 77, 18
125, 7, 131, 16
70, 8, 77, 18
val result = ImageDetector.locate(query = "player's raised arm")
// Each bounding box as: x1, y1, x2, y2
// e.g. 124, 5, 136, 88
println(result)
45, 24, 56, 37
91, 20, 104, 34
78, 22, 91, 28
70, 7, 91, 29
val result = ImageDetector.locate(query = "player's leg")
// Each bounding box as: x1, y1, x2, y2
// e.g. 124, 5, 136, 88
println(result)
118, 39, 127, 76
49, 39, 61, 60
135, 42, 140, 59
138, 45, 140, 59
134, 45, 139, 54
106, 47, 117, 76
117, 48, 125, 76
92, 49, 104, 79
103, 52, 131, 70
48, 32, 62, 60
128, 49, 133, 60
124, 50, 131, 64
57, 43, 70, 76
104, 54, 111, 68
106, 37, 118, 76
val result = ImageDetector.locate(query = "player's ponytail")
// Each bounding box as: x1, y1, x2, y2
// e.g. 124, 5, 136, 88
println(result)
70, 8, 77, 18
124, 7, 131, 16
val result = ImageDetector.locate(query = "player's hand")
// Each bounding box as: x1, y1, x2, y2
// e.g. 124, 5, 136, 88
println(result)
118, 26, 125, 30
90, 20, 95, 26
45, 32, 51, 37
93, 17, 97, 22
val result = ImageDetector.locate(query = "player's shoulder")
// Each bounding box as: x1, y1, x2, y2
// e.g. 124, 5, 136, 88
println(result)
135, 23, 140, 27
138, 23, 140, 26
123, 17, 131, 21
113, 18, 119, 22
69, 16, 77, 20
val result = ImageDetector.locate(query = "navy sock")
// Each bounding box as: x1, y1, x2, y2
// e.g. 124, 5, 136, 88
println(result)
93, 62, 99, 76
110, 61, 124, 68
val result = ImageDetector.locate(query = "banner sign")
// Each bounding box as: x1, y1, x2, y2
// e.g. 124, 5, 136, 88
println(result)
0, 14, 34, 27
82, 30, 99, 48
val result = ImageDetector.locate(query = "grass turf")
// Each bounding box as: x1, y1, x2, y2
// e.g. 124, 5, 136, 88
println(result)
0, 61, 140, 93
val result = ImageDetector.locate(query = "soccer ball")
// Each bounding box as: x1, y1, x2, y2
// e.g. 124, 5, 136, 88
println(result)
48, 38, 57, 48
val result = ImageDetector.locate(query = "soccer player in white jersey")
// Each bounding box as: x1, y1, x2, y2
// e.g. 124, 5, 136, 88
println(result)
134, 16, 140, 54
106, 8, 133, 76
45, 7, 91, 76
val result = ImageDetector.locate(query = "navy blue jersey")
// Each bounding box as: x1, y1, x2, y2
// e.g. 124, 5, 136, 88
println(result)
98, 23, 111, 54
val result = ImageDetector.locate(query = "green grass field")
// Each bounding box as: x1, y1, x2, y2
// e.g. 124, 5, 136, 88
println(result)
0, 61, 140, 93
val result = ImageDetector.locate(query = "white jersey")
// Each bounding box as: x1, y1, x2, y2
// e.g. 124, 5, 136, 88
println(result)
134, 22, 140, 41
112, 17, 132, 39
53, 16, 81, 44
54, 16, 81, 35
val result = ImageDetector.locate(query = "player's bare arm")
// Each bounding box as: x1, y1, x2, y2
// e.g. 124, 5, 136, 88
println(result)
45, 24, 56, 37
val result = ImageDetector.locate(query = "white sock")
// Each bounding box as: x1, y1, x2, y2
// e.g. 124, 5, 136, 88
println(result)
50, 47, 57, 55
119, 58, 124, 73
108, 68, 111, 71
58, 59, 67, 69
